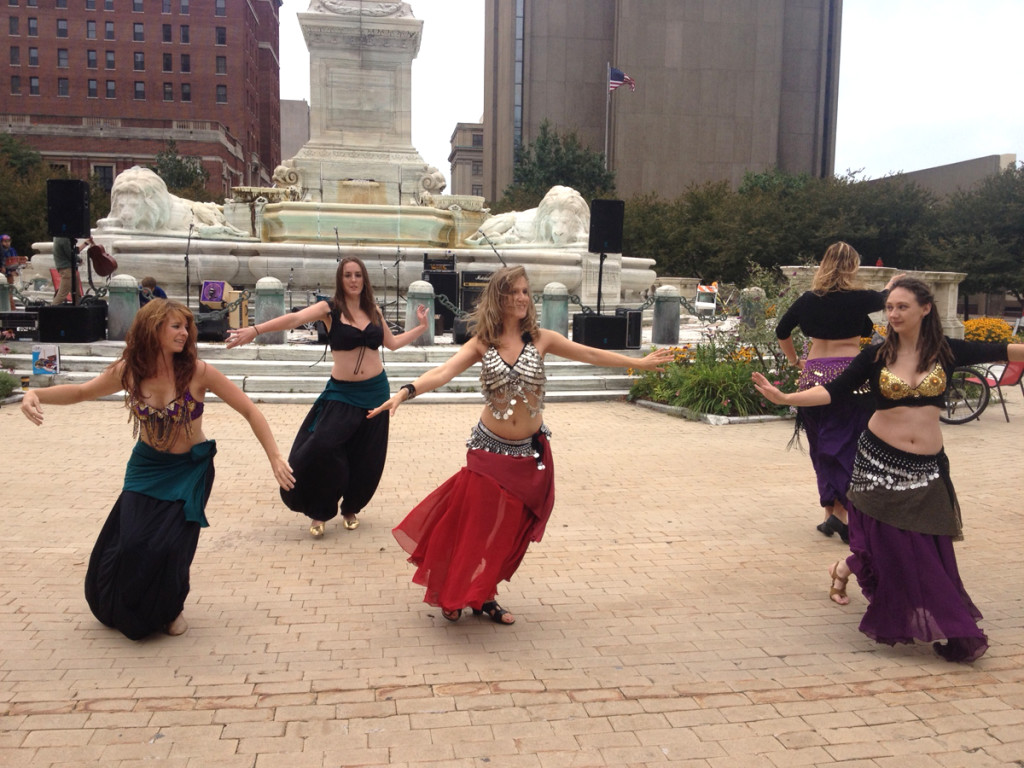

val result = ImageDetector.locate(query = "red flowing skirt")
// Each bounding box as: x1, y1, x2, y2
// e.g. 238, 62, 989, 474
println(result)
393, 435, 554, 612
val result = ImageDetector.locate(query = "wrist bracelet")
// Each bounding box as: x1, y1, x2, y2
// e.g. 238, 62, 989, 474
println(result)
400, 383, 417, 399
254, 324, 261, 336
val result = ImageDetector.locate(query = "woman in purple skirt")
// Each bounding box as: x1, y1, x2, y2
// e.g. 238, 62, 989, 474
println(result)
756, 277, 1024, 662
775, 243, 896, 542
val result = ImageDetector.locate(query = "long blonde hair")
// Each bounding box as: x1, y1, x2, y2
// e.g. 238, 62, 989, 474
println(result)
468, 265, 539, 347
811, 242, 863, 295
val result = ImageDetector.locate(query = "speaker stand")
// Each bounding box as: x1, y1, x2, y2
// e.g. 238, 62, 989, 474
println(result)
596, 252, 607, 314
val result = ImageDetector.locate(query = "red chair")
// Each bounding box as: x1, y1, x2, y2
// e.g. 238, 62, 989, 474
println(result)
969, 361, 1024, 422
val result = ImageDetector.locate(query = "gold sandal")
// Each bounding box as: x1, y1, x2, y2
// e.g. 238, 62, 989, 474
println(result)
309, 522, 325, 538
342, 516, 359, 530
828, 561, 849, 605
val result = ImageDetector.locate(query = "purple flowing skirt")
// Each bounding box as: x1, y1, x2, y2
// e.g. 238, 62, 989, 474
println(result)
846, 507, 988, 662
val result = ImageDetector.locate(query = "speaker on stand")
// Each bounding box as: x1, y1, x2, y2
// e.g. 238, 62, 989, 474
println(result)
47, 179, 91, 239
574, 199, 627, 349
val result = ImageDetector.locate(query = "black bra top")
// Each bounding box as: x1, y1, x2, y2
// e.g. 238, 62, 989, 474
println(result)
328, 307, 384, 351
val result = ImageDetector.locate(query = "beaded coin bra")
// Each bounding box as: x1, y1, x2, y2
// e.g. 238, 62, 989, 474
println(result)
480, 340, 546, 420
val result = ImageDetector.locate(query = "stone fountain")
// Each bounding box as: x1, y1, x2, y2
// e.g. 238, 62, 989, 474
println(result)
33, 0, 656, 310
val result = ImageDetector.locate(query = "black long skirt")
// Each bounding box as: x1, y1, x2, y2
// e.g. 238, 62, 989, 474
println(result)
84, 468, 213, 640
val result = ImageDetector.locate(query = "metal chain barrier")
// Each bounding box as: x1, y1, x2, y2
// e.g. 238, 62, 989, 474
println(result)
197, 289, 251, 320
435, 292, 468, 319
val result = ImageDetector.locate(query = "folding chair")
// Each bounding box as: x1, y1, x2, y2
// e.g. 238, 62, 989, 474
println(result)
969, 361, 1024, 422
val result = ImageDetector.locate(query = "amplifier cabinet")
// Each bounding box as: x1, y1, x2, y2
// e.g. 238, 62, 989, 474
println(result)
37, 303, 107, 343
572, 313, 627, 350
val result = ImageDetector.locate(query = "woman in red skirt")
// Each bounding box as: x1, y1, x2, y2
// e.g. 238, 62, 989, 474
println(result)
369, 266, 672, 625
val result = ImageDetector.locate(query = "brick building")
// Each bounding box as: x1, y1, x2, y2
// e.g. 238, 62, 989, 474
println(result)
447, 121, 483, 197
2, 0, 281, 199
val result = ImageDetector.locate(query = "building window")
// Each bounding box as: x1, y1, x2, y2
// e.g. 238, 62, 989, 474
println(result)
56, 19, 67, 37
87, 78, 97, 97
133, 22, 143, 41
471, 161, 483, 176
132, 0, 142, 10
214, 0, 225, 16
179, 24, 188, 43
56, 0, 67, 7
28, 17, 38, 36
86, 19, 96, 38
29, 76, 39, 95
163, 82, 172, 101
180, 53, 189, 72
7, 0, 16, 6
215, 55, 226, 75
162, 0, 170, 12
162, 23, 170, 43
472, 133, 483, 147
105, 50, 114, 69
179, 0, 188, 13
105, 79, 115, 98
105, 0, 113, 9
86, 0, 95, 9
8, 17, 17, 35
133, 80, 144, 99
215, 84, 226, 103
9, 47, 18, 66
180, 82, 190, 101
87, 49, 97, 68
133, 51, 144, 70
162, 52, 171, 71
10, 76, 20, 95
28, 46, 38, 66
472, 184, 483, 197
94, 164, 114, 191
57, 48, 68, 68
57, 76, 69, 96
104, 20, 114, 39
215, 26, 226, 45
26, 0, 36, 6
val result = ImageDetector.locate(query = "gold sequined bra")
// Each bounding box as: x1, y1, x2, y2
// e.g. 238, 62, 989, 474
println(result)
480, 340, 546, 420
878, 362, 947, 406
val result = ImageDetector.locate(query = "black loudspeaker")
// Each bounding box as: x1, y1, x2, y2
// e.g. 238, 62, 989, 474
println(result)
37, 303, 107, 343
452, 317, 473, 344
615, 307, 642, 349
588, 199, 624, 254
572, 313, 627, 350
196, 306, 229, 342
47, 179, 91, 239
460, 270, 491, 313
423, 270, 459, 331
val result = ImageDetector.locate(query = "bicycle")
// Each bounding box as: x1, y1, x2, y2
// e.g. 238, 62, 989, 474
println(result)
939, 365, 990, 424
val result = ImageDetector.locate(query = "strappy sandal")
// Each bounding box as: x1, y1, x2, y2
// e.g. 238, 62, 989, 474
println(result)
472, 601, 515, 625
828, 561, 850, 605
441, 608, 462, 622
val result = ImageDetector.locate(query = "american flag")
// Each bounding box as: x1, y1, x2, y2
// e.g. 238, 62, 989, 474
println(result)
609, 67, 636, 93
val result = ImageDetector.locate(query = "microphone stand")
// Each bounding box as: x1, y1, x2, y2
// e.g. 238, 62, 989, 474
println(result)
597, 252, 607, 315
183, 221, 194, 309
478, 232, 508, 267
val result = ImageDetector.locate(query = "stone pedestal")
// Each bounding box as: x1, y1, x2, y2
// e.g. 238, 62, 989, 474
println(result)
106, 274, 140, 340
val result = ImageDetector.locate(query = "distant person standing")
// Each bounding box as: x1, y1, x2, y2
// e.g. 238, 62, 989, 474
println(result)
51, 236, 82, 305
2, 233, 22, 310
140, 276, 168, 305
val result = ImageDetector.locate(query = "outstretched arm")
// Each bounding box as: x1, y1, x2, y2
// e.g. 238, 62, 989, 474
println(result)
225, 301, 330, 349
751, 371, 831, 407
198, 362, 295, 490
20, 362, 123, 426
538, 329, 674, 371
367, 339, 485, 419
382, 304, 429, 350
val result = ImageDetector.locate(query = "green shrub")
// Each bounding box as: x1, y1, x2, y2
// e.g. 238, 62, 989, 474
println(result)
0, 371, 18, 399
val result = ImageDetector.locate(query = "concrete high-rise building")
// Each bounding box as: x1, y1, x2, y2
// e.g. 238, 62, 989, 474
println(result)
448, 121, 484, 197
2, 0, 282, 198
483, 0, 842, 201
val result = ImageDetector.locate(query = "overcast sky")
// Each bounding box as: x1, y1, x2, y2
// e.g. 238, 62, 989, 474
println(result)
279, 0, 1023, 185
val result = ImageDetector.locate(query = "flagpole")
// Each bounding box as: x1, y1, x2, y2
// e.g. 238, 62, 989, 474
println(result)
604, 62, 611, 170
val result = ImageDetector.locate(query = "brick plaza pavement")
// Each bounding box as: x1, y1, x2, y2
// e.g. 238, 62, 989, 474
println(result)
1, 396, 1023, 768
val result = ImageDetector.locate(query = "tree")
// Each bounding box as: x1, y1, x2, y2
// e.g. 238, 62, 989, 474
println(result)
493, 120, 615, 212
0, 136, 50, 254
149, 140, 212, 201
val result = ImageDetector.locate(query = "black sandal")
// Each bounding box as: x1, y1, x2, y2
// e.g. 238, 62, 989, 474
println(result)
441, 608, 462, 622
472, 601, 515, 625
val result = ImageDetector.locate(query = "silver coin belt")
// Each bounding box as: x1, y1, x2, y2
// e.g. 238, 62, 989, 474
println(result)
848, 431, 940, 493
467, 421, 551, 463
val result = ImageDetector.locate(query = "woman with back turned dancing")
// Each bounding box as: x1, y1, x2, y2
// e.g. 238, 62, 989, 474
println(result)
755, 277, 1024, 662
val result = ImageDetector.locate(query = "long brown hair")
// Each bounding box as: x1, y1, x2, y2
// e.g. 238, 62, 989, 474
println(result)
332, 257, 381, 325
875, 276, 953, 372
811, 242, 863, 295
468, 265, 539, 347
119, 299, 198, 400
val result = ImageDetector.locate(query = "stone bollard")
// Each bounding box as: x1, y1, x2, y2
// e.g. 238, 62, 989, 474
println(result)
739, 286, 766, 328
254, 276, 286, 345
0, 281, 11, 311
541, 282, 569, 337
652, 285, 680, 345
406, 280, 435, 347
106, 273, 140, 340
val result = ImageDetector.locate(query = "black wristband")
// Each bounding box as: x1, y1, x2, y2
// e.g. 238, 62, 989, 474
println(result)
400, 383, 417, 399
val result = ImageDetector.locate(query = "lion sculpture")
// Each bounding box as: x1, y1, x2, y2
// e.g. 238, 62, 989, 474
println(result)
467, 185, 590, 246
96, 166, 248, 239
